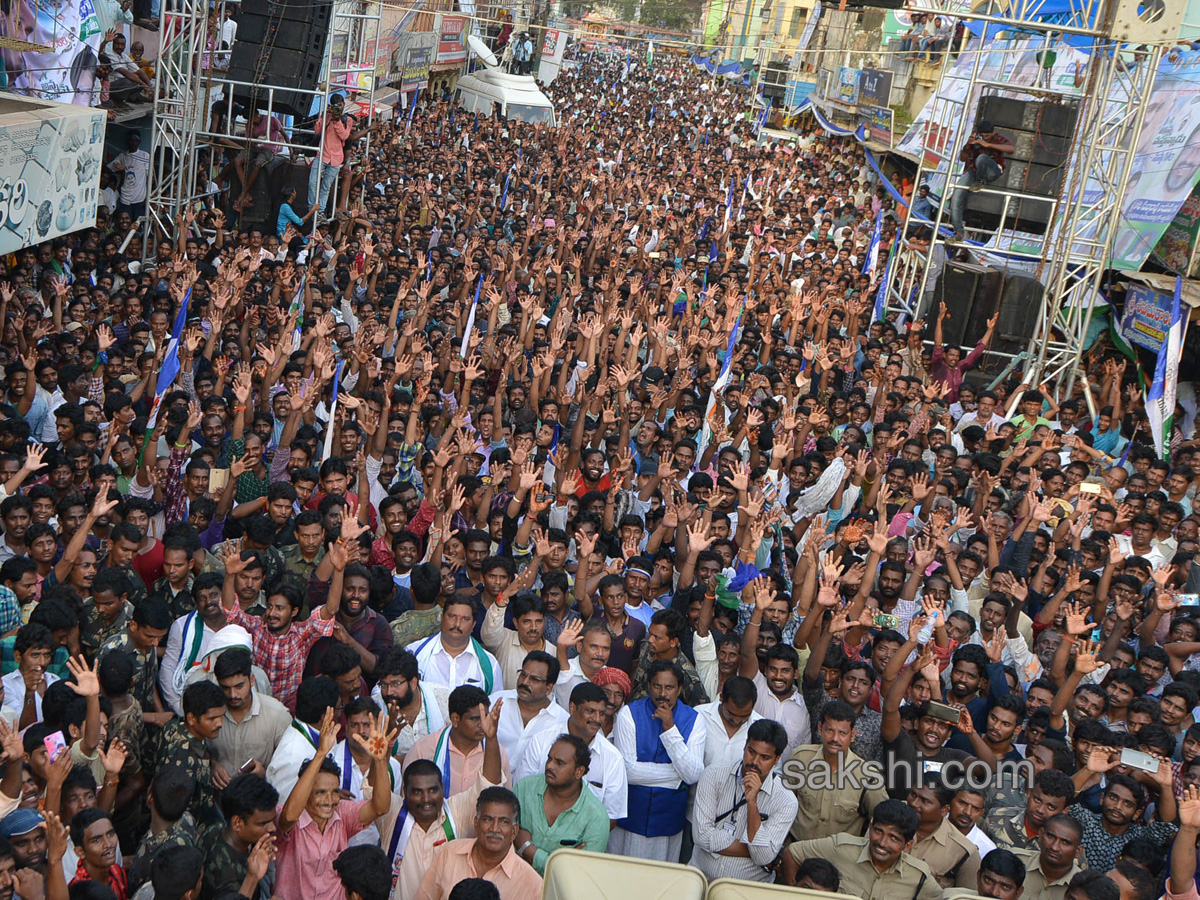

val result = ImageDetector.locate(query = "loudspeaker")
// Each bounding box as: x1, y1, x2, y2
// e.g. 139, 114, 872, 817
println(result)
924, 261, 1003, 348
962, 190, 1055, 234
994, 274, 1043, 350
761, 59, 787, 101
227, 0, 330, 117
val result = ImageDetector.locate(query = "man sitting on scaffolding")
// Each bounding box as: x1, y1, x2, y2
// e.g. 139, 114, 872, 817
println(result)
949, 118, 1015, 241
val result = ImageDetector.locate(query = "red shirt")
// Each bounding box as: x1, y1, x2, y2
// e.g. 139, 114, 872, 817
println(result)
131, 539, 164, 589
71, 860, 129, 900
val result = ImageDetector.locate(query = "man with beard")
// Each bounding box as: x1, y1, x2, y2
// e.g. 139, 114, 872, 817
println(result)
631, 608, 709, 709
370, 646, 450, 756
408, 597, 502, 695
945, 642, 1011, 755
405, 687, 512, 797
739, 578, 810, 760
610, 660, 707, 862
944, 849, 1027, 900
304, 562, 394, 681
488, 650, 566, 764
1048, 642, 1107, 738
514, 683, 628, 822
1, 808, 48, 895
781, 799, 942, 900
513, 734, 609, 874
218, 541, 342, 713
982, 770, 1077, 854
210, 649, 291, 787
690, 719, 797, 882
414, 787, 543, 900
882, 644, 997, 798
1013, 814, 1084, 900
786, 700, 888, 841
1064, 769, 1177, 873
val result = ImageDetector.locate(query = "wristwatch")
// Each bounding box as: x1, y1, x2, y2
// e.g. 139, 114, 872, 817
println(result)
517, 840, 534, 858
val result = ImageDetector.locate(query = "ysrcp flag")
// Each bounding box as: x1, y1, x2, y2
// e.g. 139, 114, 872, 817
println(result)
1147, 277, 1184, 459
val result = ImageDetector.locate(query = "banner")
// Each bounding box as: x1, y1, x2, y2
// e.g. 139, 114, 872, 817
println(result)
859, 68, 892, 107
435, 14, 467, 67
392, 32, 436, 91
0, 99, 105, 253
834, 67, 860, 105
1152, 184, 1200, 278
1, 0, 103, 104
1121, 283, 1176, 352
792, 0, 821, 62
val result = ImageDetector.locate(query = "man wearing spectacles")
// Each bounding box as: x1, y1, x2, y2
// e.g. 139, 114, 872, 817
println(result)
489, 650, 568, 763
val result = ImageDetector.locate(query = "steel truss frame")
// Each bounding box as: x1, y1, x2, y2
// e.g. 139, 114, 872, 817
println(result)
880, 0, 1173, 398
143, 0, 382, 258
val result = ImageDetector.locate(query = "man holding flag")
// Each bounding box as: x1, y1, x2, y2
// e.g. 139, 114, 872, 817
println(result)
1148, 277, 1186, 458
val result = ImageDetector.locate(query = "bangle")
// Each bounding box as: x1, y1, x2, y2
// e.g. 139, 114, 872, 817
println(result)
234, 405, 247, 412
1062, 633, 1077, 643
705, 592, 716, 601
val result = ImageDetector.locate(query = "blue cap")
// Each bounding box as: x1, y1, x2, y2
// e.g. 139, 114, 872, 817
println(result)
0, 808, 43, 837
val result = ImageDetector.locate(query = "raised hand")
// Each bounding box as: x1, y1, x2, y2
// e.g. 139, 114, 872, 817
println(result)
64, 656, 100, 697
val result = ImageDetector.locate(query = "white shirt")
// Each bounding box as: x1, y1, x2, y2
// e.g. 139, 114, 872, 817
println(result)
489, 689, 567, 764
368, 682, 450, 756
695, 701, 762, 768
109, 149, 150, 204
751, 672, 810, 762
553, 657, 590, 710
514, 726, 628, 820
266, 723, 334, 801
407, 634, 504, 693
614, 702, 707, 791
966, 823, 997, 858
159, 615, 219, 716
330, 739, 402, 848
1, 670, 59, 722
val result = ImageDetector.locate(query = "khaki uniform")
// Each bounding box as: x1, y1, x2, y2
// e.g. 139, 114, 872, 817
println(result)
1014, 849, 1083, 900
786, 833, 944, 900
785, 744, 888, 840
912, 818, 981, 889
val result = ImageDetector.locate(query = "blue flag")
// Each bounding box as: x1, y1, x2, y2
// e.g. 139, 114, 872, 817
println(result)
500, 170, 512, 210
862, 210, 883, 276
873, 239, 894, 323
461, 276, 483, 358
149, 287, 192, 424
321, 359, 346, 459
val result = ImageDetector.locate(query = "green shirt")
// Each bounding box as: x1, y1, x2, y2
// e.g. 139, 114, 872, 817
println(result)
513, 773, 611, 875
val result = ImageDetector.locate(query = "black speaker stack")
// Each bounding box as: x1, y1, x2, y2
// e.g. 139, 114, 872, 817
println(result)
760, 59, 788, 102
227, 0, 331, 117
962, 94, 1079, 235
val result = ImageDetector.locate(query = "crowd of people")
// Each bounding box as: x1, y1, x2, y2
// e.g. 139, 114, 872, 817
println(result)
0, 46, 1197, 900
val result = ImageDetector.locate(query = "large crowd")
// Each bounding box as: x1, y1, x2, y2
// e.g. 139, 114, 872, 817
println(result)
0, 46, 1195, 900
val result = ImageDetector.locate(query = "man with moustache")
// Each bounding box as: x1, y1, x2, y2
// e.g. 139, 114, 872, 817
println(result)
982, 771, 1077, 855
513, 735, 609, 874
370, 647, 450, 756
414, 787, 543, 900
1013, 814, 1084, 900
943, 849, 1027, 900
1, 808, 48, 890
378, 700, 503, 900
408, 597, 502, 694
514, 682, 628, 822
488, 650, 566, 765
552, 620, 611, 709
211, 649, 290, 786
690, 719, 798, 882
405, 688, 512, 797
739, 580, 810, 760
787, 700, 888, 841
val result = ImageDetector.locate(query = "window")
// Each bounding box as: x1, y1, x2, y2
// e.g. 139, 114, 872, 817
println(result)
789, 7, 807, 38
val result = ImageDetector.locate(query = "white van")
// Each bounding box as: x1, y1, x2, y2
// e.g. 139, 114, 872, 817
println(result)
455, 68, 557, 126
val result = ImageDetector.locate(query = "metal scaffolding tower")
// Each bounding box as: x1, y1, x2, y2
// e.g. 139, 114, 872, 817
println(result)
143, 0, 383, 258
880, 0, 1183, 397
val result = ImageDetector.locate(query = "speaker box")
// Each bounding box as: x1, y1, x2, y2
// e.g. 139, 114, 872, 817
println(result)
962, 190, 1054, 235
227, 1, 330, 117
994, 274, 1043, 351
924, 261, 1003, 348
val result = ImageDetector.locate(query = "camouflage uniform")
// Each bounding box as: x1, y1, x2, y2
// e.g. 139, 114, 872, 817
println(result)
629, 644, 710, 708
128, 811, 199, 891
98, 631, 160, 715
156, 720, 223, 836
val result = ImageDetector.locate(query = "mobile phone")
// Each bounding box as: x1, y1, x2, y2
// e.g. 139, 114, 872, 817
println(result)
43, 730, 67, 761
925, 701, 961, 724
873, 613, 900, 629
559, 839, 580, 846
1079, 482, 1101, 495
1120, 748, 1161, 773
649, 251, 661, 259
1178, 594, 1200, 608
240, 758, 256, 773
